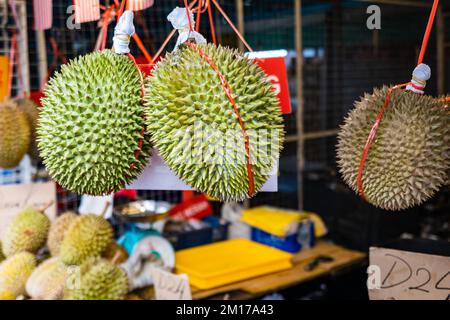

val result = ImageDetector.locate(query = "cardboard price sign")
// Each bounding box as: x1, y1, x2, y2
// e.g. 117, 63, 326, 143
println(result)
152, 268, 192, 300
369, 247, 450, 300
0, 182, 57, 236
247, 50, 292, 114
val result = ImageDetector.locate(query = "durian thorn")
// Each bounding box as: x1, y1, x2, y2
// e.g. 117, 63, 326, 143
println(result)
111, 251, 122, 264
101, 201, 111, 218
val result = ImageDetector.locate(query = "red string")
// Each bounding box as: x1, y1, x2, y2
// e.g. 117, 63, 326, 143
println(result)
117, 0, 127, 20
184, 0, 194, 32
127, 53, 146, 172
185, 42, 255, 197
356, 0, 440, 200
195, 0, 202, 32
418, 0, 439, 65
207, 0, 217, 45
7, 32, 16, 98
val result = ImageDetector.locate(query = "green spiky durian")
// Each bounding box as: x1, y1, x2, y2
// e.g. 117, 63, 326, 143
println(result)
0, 252, 36, 299
60, 214, 113, 265
3, 208, 51, 257
38, 49, 151, 196
144, 44, 284, 201
26, 257, 69, 300
47, 211, 78, 256
0, 99, 31, 168
337, 87, 450, 211
16, 98, 40, 160
64, 257, 128, 300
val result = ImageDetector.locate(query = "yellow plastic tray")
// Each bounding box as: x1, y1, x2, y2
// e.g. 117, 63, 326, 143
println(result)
175, 239, 293, 290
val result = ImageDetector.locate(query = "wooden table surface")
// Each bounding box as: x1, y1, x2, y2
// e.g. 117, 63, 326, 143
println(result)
136, 241, 366, 300
191, 241, 366, 300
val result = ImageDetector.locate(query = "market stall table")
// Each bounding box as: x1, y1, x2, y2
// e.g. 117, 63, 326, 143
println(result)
136, 241, 366, 300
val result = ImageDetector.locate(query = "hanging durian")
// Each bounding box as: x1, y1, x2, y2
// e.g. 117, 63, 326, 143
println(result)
16, 98, 40, 161
64, 257, 128, 300
0, 252, 36, 299
144, 43, 284, 201
2, 208, 51, 257
38, 50, 150, 195
337, 87, 450, 210
0, 99, 31, 168
47, 211, 78, 257
26, 257, 69, 300
59, 214, 113, 265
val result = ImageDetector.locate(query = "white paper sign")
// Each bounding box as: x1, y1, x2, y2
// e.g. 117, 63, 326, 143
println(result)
369, 247, 450, 300
0, 182, 57, 237
152, 267, 192, 300
128, 149, 278, 191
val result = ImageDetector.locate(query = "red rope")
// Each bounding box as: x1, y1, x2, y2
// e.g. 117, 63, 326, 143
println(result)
356, 0, 440, 200
127, 53, 146, 172
185, 42, 255, 197
184, 0, 194, 32
207, 0, 217, 45
418, 0, 439, 65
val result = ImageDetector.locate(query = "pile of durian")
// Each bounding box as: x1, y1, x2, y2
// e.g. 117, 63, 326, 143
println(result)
0, 209, 132, 300
0, 98, 41, 168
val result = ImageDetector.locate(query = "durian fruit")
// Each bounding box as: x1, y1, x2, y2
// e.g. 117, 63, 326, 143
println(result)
47, 211, 78, 256
64, 257, 128, 300
102, 242, 129, 264
59, 214, 113, 265
26, 257, 69, 300
16, 98, 40, 160
0, 99, 31, 168
38, 49, 151, 196
2, 208, 51, 257
337, 87, 450, 211
144, 44, 284, 201
0, 252, 36, 299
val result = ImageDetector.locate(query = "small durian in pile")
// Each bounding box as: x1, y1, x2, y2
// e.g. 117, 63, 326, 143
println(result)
16, 98, 40, 161
59, 214, 113, 265
2, 207, 51, 257
47, 211, 78, 257
337, 87, 450, 211
0, 99, 31, 168
38, 49, 151, 196
144, 43, 284, 201
64, 257, 128, 300
0, 252, 36, 300
26, 257, 69, 300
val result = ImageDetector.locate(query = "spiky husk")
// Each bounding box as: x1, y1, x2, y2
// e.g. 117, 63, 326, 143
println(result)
47, 211, 78, 256
26, 257, 69, 300
0, 99, 31, 168
59, 214, 113, 265
0, 252, 36, 298
337, 87, 450, 210
38, 50, 150, 195
2, 208, 50, 257
16, 98, 40, 160
144, 44, 284, 201
64, 257, 128, 300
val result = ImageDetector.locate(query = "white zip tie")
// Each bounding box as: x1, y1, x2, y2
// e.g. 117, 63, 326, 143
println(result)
113, 10, 135, 54
167, 7, 207, 51
406, 63, 431, 94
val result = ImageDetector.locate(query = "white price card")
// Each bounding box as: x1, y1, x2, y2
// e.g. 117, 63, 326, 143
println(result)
152, 268, 192, 300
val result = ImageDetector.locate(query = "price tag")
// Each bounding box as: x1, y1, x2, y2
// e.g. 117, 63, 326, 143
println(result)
369, 247, 450, 300
152, 268, 192, 300
0, 182, 57, 236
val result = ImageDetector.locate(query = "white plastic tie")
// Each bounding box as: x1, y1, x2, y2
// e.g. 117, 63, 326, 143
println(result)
406, 63, 431, 94
113, 10, 135, 54
167, 6, 207, 51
